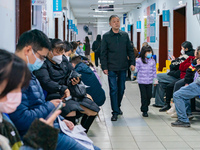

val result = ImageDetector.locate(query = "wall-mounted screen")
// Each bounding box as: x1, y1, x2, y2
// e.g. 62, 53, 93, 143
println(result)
193, 0, 200, 15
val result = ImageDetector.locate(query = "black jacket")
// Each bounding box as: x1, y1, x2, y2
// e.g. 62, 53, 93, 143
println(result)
101, 29, 135, 71
92, 40, 101, 54
84, 43, 90, 55
34, 55, 73, 96
167, 49, 195, 78
184, 59, 197, 84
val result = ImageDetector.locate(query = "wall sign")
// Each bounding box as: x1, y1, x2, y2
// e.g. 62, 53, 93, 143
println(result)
53, 0, 62, 18
137, 21, 141, 32
32, 0, 45, 5
163, 10, 170, 27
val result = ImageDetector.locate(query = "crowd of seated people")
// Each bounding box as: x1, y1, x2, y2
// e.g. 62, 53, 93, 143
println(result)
0, 29, 103, 150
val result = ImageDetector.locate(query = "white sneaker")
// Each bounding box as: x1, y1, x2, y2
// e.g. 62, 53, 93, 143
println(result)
171, 112, 178, 118
167, 103, 176, 114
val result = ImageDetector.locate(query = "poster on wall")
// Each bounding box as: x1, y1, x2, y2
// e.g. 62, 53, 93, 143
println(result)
144, 3, 156, 43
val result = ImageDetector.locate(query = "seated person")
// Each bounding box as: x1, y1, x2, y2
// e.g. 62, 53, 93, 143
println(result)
70, 41, 78, 58
153, 41, 195, 108
64, 41, 73, 61
8, 30, 100, 150
71, 56, 106, 106
76, 42, 85, 56
171, 63, 200, 127
0, 49, 60, 150
34, 38, 99, 133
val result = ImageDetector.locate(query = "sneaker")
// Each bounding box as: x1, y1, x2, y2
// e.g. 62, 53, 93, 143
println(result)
142, 112, 148, 117
171, 112, 178, 118
167, 103, 176, 114
159, 104, 171, 112
171, 120, 190, 127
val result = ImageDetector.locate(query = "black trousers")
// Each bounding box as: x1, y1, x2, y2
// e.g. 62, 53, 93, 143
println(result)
165, 79, 181, 104
139, 84, 152, 112
95, 52, 100, 67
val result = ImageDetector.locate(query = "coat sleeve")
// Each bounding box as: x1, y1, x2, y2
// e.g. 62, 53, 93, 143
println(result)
126, 34, 135, 66
136, 59, 140, 73
100, 35, 108, 70
34, 63, 68, 95
92, 41, 96, 52
9, 94, 55, 136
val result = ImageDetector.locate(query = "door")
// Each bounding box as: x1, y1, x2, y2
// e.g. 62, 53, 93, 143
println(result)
63, 15, 66, 41
173, 6, 186, 57
55, 18, 58, 38
159, 15, 168, 71
137, 32, 141, 51
16, 0, 31, 43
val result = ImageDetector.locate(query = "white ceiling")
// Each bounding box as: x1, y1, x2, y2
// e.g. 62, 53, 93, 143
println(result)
69, 0, 144, 23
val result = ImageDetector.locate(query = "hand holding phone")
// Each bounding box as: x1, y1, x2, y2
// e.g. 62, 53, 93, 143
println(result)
45, 101, 63, 120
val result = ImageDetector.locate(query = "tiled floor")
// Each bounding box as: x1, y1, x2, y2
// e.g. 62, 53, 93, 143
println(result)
88, 69, 200, 150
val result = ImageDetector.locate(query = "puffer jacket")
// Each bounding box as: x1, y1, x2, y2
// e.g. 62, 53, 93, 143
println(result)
34, 55, 74, 97
9, 74, 55, 137
179, 56, 195, 79
136, 58, 157, 84
75, 62, 106, 106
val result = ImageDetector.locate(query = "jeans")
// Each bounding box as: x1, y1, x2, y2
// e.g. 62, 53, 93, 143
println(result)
174, 79, 185, 92
139, 84, 152, 112
157, 73, 178, 84
108, 70, 126, 115
54, 122, 100, 150
173, 82, 200, 123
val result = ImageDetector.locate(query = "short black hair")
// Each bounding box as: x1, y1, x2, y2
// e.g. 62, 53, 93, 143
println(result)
181, 41, 193, 50
0, 49, 31, 98
139, 45, 154, 64
70, 41, 78, 50
51, 38, 65, 53
109, 15, 119, 22
16, 29, 51, 52
70, 56, 82, 65
63, 41, 73, 52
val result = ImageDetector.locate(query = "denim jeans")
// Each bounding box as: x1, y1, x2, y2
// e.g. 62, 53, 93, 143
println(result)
108, 70, 126, 115
173, 82, 200, 123
54, 122, 100, 150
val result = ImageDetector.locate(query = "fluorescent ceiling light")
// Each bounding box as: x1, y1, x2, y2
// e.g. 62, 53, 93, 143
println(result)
93, 15, 107, 17
95, 10, 108, 12
98, 1, 114, 3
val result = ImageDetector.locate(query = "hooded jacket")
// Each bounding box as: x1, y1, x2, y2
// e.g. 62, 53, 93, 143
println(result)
75, 62, 106, 106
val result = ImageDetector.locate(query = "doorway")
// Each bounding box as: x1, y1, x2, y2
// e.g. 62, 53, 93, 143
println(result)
55, 18, 58, 38
159, 15, 168, 71
63, 15, 66, 41
16, 0, 31, 43
173, 6, 186, 57
130, 24, 133, 42
137, 32, 141, 51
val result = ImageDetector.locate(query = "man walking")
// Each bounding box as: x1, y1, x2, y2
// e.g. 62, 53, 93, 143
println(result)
101, 15, 135, 121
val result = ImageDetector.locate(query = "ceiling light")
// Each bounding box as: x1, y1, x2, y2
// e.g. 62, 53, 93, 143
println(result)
98, 0, 114, 4
95, 10, 108, 12
93, 15, 107, 17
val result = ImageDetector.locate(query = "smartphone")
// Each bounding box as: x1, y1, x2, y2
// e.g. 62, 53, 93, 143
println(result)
45, 101, 63, 120
168, 54, 173, 60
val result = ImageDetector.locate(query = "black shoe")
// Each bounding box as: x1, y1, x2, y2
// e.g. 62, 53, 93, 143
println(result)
159, 104, 171, 112
111, 114, 118, 121
142, 112, 148, 117
119, 109, 123, 115
171, 120, 190, 127
152, 104, 163, 108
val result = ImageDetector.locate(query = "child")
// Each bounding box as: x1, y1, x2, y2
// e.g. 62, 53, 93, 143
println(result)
136, 45, 157, 117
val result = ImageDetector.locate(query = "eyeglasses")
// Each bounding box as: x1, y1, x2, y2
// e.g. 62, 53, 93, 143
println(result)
33, 49, 46, 61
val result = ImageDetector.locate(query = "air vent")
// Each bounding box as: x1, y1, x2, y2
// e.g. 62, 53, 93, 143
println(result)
98, 5, 114, 11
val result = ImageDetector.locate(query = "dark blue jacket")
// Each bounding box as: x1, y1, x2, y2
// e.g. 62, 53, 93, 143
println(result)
75, 62, 106, 106
9, 74, 55, 137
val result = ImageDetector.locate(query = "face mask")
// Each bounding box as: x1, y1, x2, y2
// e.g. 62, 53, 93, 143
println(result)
51, 52, 63, 64
181, 49, 185, 55
146, 53, 152, 59
0, 92, 22, 114
27, 50, 44, 72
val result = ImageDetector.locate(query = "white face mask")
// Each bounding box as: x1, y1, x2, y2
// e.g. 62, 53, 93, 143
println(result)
0, 92, 22, 114
181, 49, 185, 55
51, 52, 63, 64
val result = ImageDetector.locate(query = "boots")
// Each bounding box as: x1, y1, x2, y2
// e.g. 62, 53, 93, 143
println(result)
81, 114, 96, 133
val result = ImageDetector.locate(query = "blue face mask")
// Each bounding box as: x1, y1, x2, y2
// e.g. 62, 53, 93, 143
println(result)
27, 50, 44, 72
146, 53, 152, 59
